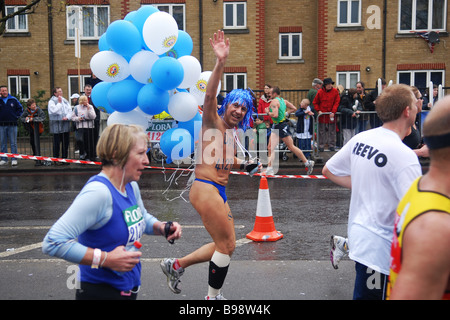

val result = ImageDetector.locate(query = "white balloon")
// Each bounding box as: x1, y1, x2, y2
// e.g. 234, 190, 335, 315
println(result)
189, 71, 221, 106
177, 56, 202, 89
142, 12, 178, 55
90, 51, 130, 83
168, 92, 198, 122
129, 50, 159, 84
107, 109, 150, 131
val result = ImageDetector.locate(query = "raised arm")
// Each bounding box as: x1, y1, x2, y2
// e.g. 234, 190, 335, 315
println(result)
202, 30, 230, 125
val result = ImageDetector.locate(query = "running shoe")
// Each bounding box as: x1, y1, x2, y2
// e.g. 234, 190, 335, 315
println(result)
205, 293, 227, 300
265, 167, 274, 176
160, 258, 184, 294
305, 160, 315, 175
330, 235, 349, 269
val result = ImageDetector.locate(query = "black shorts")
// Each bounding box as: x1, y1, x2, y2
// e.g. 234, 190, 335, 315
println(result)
272, 121, 291, 139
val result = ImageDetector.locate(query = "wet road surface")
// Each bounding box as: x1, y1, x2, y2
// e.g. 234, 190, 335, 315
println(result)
0, 168, 354, 300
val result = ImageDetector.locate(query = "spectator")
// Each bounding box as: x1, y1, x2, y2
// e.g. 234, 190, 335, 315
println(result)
253, 115, 269, 159
48, 87, 72, 164
355, 81, 368, 134
0, 85, 23, 166
295, 98, 315, 159
84, 84, 100, 159
313, 78, 340, 151
72, 95, 96, 161
20, 99, 45, 166
257, 84, 272, 125
307, 78, 323, 107
364, 78, 385, 129
323, 84, 422, 300
338, 88, 362, 146
422, 84, 438, 110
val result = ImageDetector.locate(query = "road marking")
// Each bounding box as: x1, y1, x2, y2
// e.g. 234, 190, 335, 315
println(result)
0, 242, 43, 258
0, 226, 250, 258
0, 225, 245, 231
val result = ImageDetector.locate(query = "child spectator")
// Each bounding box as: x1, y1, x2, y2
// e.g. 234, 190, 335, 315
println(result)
295, 99, 315, 159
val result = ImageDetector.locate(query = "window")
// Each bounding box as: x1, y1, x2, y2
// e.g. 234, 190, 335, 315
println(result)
337, 71, 360, 89
224, 2, 247, 29
5, 6, 28, 32
399, 0, 447, 32
338, 0, 361, 26
224, 73, 247, 91
8, 75, 30, 100
151, 4, 186, 31
66, 5, 110, 40
68, 75, 91, 98
397, 70, 444, 91
279, 33, 302, 60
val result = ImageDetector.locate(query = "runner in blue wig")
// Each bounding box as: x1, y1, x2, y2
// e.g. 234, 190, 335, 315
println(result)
160, 30, 261, 300
218, 89, 255, 131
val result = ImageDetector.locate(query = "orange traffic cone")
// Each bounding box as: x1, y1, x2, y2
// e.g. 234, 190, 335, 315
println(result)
246, 176, 283, 242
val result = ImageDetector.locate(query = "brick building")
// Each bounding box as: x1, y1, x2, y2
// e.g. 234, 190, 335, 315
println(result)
1, 0, 449, 104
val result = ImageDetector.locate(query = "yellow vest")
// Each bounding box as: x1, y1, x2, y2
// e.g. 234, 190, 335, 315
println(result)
387, 177, 450, 300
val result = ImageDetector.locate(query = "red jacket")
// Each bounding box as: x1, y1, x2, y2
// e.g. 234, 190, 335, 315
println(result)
258, 95, 273, 124
313, 88, 340, 123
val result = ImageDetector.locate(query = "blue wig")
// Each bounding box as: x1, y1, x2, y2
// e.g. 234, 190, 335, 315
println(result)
218, 89, 256, 131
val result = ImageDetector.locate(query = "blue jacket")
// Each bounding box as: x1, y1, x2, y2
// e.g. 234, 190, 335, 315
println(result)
0, 94, 23, 125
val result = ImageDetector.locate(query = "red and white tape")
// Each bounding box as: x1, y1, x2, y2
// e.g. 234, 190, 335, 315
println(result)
0, 153, 326, 179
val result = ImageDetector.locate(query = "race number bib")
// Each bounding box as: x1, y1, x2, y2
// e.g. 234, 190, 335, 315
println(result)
123, 205, 146, 246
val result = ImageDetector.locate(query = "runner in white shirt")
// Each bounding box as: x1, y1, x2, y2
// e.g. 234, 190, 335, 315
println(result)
323, 84, 422, 300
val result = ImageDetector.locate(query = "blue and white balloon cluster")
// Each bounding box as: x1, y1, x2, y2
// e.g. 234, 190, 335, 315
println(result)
90, 6, 219, 163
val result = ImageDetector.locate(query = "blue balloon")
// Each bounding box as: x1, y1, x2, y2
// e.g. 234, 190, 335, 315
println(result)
132, 6, 159, 50
151, 57, 184, 91
107, 79, 143, 113
106, 20, 141, 57
132, 6, 159, 34
91, 82, 114, 114
160, 128, 194, 164
98, 33, 111, 51
177, 111, 202, 142
138, 83, 170, 115
160, 30, 193, 58
124, 11, 137, 23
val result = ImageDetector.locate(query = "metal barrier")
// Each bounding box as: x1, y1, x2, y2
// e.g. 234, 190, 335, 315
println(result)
6, 109, 430, 164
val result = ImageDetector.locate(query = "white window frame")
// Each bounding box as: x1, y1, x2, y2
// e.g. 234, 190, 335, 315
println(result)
223, 2, 247, 29
279, 32, 302, 60
223, 73, 247, 91
66, 5, 110, 40
8, 75, 30, 101
397, 70, 445, 88
337, 0, 362, 26
68, 75, 91, 98
398, 0, 448, 33
336, 71, 361, 89
5, 6, 28, 32
150, 4, 186, 31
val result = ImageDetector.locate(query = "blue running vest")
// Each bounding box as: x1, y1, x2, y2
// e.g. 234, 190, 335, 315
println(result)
78, 175, 145, 291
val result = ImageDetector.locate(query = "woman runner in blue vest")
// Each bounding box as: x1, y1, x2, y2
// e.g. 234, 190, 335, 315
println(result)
43, 124, 182, 299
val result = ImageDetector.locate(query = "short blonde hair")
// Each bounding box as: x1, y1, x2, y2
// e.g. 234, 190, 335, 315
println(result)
78, 95, 88, 104
97, 124, 149, 168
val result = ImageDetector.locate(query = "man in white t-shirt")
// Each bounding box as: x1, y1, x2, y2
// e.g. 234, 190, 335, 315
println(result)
323, 84, 422, 300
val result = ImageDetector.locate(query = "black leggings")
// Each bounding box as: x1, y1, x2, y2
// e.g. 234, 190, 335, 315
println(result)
75, 282, 139, 300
